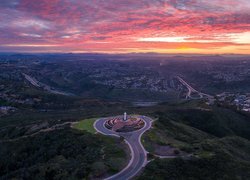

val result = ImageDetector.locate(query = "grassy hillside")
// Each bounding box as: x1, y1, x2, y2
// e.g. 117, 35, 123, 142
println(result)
140, 104, 250, 179
72, 118, 97, 134
0, 128, 127, 179
1, 98, 250, 179
138, 153, 250, 180
163, 108, 250, 139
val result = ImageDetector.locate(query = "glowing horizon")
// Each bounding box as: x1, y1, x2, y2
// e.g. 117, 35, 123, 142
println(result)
0, 0, 250, 54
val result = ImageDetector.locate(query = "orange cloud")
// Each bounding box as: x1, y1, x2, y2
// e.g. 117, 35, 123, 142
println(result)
0, 0, 250, 54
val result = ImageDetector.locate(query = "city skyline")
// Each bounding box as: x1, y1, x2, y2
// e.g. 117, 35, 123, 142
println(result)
0, 0, 250, 54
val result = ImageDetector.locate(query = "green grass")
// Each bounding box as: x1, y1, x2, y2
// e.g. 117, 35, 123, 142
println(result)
73, 118, 97, 134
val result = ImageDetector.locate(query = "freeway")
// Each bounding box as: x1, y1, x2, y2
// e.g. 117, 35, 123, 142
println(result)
94, 116, 152, 180
22, 73, 74, 96
176, 76, 213, 99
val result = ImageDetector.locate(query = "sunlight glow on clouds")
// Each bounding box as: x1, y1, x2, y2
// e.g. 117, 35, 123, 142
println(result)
138, 32, 250, 44
229, 32, 250, 44
0, 0, 250, 54
138, 37, 189, 43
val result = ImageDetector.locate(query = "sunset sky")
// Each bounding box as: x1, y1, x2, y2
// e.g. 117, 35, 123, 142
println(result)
0, 0, 250, 54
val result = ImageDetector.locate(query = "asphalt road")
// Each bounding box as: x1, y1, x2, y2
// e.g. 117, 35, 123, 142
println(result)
94, 115, 152, 180
176, 76, 212, 99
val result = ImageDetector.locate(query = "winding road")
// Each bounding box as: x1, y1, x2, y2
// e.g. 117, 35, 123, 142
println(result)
94, 116, 152, 180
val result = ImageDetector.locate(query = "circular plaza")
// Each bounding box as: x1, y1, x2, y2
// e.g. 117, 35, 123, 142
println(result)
104, 113, 145, 132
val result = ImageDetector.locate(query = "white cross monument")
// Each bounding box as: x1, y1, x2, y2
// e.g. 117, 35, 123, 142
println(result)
123, 112, 127, 121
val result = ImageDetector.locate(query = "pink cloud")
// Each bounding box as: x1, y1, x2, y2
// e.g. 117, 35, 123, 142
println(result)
0, 0, 249, 53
